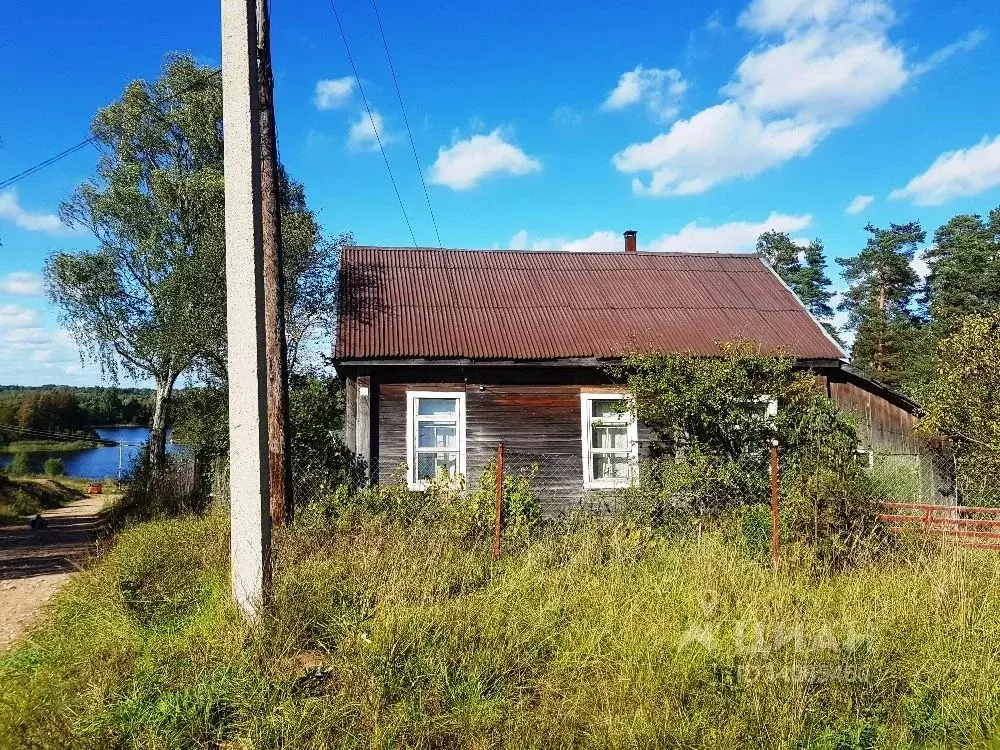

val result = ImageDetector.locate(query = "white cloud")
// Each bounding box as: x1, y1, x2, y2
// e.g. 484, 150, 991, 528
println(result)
0, 271, 43, 296
738, 0, 895, 35
508, 229, 620, 252
613, 0, 980, 197
612, 101, 824, 196
911, 28, 987, 76
314, 77, 355, 110
507, 212, 812, 255
648, 212, 813, 253
0, 303, 37, 329
0, 188, 72, 235
602, 66, 689, 122
911, 249, 931, 281
0, 304, 89, 384
428, 129, 542, 190
889, 135, 1000, 206
845, 194, 874, 214
722, 27, 907, 126
347, 110, 396, 152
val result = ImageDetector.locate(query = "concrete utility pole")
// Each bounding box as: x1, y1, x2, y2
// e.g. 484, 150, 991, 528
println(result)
256, 0, 293, 527
222, 0, 272, 617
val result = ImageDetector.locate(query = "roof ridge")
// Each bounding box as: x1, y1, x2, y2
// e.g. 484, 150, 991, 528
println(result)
347, 245, 763, 259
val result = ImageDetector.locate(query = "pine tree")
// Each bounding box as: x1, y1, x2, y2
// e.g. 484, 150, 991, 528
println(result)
756, 231, 838, 338
837, 222, 925, 387
756, 230, 802, 283
924, 209, 1000, 335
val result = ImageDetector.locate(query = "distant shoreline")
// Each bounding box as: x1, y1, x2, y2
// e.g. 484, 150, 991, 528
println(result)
0, 440, 101, 454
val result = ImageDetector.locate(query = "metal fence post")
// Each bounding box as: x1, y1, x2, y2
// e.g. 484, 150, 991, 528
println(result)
494, 443, 504, 559
770, 439, 780, 568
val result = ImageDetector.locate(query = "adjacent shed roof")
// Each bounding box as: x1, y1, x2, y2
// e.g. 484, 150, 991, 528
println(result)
334, 246, 846, 362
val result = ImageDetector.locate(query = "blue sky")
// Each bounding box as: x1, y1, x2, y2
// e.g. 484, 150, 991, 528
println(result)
1, 0, 999, 386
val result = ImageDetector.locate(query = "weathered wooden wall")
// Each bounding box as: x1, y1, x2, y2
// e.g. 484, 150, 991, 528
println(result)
819, 371, 923, 452
372, 367, 636, 514
339, 364, 935, 513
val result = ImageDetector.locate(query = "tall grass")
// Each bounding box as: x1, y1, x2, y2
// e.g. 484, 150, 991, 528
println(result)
2, 514, 1000, 748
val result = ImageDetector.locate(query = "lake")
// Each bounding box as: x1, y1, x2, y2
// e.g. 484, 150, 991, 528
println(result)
0, 426, 184, 479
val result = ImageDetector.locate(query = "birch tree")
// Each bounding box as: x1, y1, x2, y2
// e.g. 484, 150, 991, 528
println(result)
45, 55, 224, 473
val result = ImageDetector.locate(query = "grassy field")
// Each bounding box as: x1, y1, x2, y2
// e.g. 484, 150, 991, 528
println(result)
0, 474, 89, 524
2, 511, 1000, 749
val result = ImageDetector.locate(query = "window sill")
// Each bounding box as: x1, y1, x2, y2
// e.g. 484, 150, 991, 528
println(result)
583, 480, 633, 491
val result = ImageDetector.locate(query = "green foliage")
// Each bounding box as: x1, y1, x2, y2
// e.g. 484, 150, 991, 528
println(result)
757, 230, 836, 324
170, 386, 229, 457
46, 54, 226, 470
924, 210, 1000, 337
289, 374, 352, 504
5, 514, 1000, 747
0, 386, 153, 439
43, 458, 66, 477
615, 344, 879, 563
0, 474, 85, 524
917, 313, 1000, 505
297, 461, 541, 544
104, 447, 208, 529
615, 341, 793, 461
6, 452, 30, 476
837, 222, 925, 389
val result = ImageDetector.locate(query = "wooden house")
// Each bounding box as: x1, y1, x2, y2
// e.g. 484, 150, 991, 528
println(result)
333, 233, 928, 511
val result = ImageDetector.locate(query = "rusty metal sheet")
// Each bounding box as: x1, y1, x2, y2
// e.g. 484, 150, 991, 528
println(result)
335, 247, 845, 361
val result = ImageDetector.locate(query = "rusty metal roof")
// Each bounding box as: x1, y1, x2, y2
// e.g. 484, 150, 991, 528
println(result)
335, 246, 846, 362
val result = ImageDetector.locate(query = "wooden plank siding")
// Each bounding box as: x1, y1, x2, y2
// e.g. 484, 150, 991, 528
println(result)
339, 363, 936, 514
823, 371, 923, 453
352, 366, 647, 514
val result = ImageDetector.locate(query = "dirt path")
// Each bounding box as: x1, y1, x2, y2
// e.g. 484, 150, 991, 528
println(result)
0, 494, 110, 652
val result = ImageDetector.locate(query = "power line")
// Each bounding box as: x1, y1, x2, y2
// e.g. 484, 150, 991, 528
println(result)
327, 0, 418, 249
0, 68, 223, 192
370, 0, 442, 249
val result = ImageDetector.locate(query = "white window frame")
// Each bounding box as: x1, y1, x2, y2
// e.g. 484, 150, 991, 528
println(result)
405, 391, 466, 490
580, 392, 638, 489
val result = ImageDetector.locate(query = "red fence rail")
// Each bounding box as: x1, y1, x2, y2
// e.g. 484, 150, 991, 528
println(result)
879, 502, 1000, 551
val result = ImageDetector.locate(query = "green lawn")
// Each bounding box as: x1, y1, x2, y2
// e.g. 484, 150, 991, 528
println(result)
1, 513, 999, 748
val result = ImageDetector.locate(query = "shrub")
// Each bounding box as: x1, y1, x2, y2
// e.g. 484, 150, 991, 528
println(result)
6, 452, 30, 476
297, 462, 542, 544
43, 457, 66, 476
104, 445, 208, 529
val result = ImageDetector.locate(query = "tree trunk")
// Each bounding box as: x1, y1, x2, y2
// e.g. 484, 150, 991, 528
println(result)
149, 373, 177, 479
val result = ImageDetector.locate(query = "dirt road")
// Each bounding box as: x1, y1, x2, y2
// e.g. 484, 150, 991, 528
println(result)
0, 494, 108, 652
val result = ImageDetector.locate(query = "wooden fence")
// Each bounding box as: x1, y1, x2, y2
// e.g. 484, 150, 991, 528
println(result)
879, 502, 1000, 551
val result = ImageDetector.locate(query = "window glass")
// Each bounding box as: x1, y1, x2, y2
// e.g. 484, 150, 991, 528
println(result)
416, 452, 458, 481
592, 424, 628, 450
593, 453, 630, 480
417, 423, 457, 449
417, 398, 458, 417
591, 399, 624, 419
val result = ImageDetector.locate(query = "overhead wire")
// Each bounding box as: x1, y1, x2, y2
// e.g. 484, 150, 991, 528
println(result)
370, 0, 442, 249
0, 68, 222, 192
327, 0, 418, 249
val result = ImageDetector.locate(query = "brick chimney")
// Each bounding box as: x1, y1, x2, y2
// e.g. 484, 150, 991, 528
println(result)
624, 229, 637, 253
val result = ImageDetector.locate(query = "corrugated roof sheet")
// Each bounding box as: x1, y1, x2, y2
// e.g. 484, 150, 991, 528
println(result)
334, 247, 845, 361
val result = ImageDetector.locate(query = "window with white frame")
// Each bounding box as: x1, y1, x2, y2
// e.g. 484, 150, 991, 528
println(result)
406, 391, 466, 489
581, 393, 638, 489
